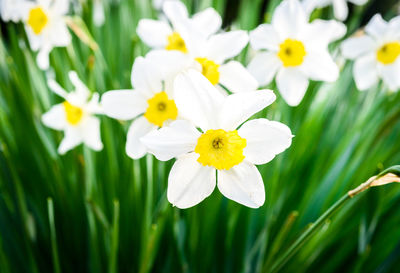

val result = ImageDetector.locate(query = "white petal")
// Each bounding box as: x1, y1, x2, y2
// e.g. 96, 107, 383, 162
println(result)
353, 53, 378, 91
365, 14, 388, 40
49, 19, 71, 47
47, 79, 68, 99
380, 59, 400, 91
82, 116, 103, 151
42, 104, 66, 130
333, 0, 348, 21
276, 68, 309, 106
174, 70, 224, 130
125, 116, 157, 159
238, 119, 292, 165
162, 0, 188, 27
190, 8, 222, 38
301, 51, 339, 82
271, 0, 307, 39
388, 16, 400, 38
303, 19, 346, 49
249, 24, 280, 51
217, 161, 265, 208
69, 71, 90, 100
101, 90, 147, 120
167, 153, 216, 209
340, 36, 376, 59
141, 120, 201, 161
205, 31, 249, 63
136, 19, 172, 48
37, 46, 51, 70
131, 56, 162, 96
145, 49, 191, 92
58, 127, 82, 155
218, 61, 259, 93
348, 0, 368, 5
218, 90, 276, 130
247, 52, 281, 86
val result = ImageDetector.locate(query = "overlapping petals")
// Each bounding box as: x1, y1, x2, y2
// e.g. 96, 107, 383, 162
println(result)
42, 72, 103, 154
341, 14, 400, 91
248, 0, 346, 106
142, 70, 293, 208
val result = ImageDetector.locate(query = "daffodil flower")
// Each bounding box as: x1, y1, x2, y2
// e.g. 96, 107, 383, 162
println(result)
341, 14, 400, 91
20, 0, 71, 70
141, 70, 293, 209
101, 55, 183, 159
138, 0, 257, 93
248, 0, 346, 106
42, 72, 103, 154
137, 0, 222, 53
303, 0, 368, 21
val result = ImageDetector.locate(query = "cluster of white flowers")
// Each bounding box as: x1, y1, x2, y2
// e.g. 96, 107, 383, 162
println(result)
2, 0, 399, 208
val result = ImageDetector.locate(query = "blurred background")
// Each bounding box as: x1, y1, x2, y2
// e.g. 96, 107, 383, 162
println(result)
0, 0, 400, 272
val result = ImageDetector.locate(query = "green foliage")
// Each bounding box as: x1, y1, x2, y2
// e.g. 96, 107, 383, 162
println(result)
0, 0, 399, 272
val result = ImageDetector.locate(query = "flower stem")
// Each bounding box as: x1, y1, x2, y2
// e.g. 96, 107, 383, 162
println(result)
269, 193, 350, 273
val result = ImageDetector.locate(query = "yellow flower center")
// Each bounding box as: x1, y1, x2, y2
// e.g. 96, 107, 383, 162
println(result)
277, 39, 306, 67
63, 101, 84, 125
195, 57, 220, 85
376, 42, 400, 65
27, 7, 48, 35
194, 129, 247, 170
165, 32, 188, 53
144, 91, 178, 127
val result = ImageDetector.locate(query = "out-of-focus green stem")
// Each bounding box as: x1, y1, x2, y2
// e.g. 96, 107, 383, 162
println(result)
269, 194, 350, 273
47, 198, 61, 273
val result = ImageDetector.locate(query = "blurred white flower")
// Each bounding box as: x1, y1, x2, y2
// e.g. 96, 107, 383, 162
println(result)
138, 0, 222, 52
42, 71, 103, 154
20, 0, 71, 70
248, 0, 346, 106
139, 1, 258, 93
303, 0, 368, 21
142, 70, 293, 209
0, 0, 24, 22
341, 14, 400, 91
101, 54, 185, 159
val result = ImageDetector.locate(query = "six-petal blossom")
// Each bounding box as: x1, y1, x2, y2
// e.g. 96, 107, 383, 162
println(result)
341, 14, 400, 91
101, 55, 181, 159
248, 0, 346, 106
42, 71, 103, 154
141, 70, 293, 209
19, 0, 71, 70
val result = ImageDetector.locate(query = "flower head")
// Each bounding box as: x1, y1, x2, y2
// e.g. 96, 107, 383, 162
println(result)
141, 70, 293, 209
341, 14, 400, 91
138, 0, 258, 94
137, 0, 222, 52
42, 71, 103, 154
20, 0, 71, 70
101, 54, 185, 159
248, 0, 346, 106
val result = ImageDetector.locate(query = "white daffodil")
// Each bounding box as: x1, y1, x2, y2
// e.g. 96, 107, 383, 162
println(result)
42, 72, 103, 154
138, 0, 257, 93
303, 0, 368, 21
101, 55, 185, 159
141, 70, 293, 209
341, 14, 400, 91
0, 0, 24, 22
20, 0, 71, 70
248, 0, 346, 106
138, 0, 222, 52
